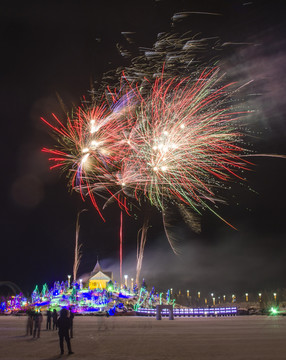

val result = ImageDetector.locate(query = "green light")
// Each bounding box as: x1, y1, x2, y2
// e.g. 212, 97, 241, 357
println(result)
270, 307, 278, 315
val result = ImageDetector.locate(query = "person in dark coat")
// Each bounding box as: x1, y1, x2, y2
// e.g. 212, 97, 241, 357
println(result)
69, 308, 74, 338
52, 309, 58, 330
33, 309, 43, 338
57, 308, 73, 355
46, 309, 52, 330
26, 307, 35, 336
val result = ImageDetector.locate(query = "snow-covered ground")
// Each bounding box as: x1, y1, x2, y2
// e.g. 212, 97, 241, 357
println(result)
1, 315, 286, 360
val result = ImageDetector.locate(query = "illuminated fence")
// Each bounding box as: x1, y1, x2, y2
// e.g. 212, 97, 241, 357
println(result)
136, 307, 237, 317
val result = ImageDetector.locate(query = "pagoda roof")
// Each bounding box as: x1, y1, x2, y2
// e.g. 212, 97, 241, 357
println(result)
89, 258, 113, 281
89, 271, 111, 281
91, 259, 102, 274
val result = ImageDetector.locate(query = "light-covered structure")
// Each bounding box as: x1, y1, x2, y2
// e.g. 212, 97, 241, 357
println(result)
88, 260, 113, 290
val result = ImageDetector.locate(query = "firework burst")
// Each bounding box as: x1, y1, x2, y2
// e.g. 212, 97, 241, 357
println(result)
117, 67, 252, 225
41, 95, 135, 217
42, 67, 252, 221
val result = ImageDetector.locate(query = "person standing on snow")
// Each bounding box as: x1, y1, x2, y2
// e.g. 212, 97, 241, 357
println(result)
46, 309, 52, 330
57, 308, 74, 355
33, 309, 43, 338
52, 309, 58, 330
25, 307, 35, 336
68, 307, 74, 338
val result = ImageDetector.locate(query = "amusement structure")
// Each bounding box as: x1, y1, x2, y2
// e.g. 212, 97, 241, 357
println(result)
1, 260, 174, 316
0, 260, 239, 317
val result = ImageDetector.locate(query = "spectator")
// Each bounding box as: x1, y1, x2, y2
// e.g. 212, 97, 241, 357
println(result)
46, 309, 52, 330
33, 309, 43, 338
52, 309, 58, 330
25, 307, 35, 336
57, 308, 73, 355
69, 307, 74, 338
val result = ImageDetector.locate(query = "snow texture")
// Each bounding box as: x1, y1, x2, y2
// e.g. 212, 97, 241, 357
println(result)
1, 315, 286, 359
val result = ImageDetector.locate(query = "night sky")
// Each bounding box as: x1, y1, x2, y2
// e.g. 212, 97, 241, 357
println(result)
1, 0, 286, 296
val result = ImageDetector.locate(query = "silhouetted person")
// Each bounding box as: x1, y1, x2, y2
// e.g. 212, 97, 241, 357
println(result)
26, 308, 35, 336
57, 308, 73, 355
52, 309, 58, 330
33, 309, 43, 338
69, 308, 74, 338
46, 309, 52, 330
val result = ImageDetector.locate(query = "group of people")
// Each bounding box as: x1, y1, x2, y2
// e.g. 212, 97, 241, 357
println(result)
26, 307, 74, 355
26, 308, 43, 338
46, 308, 59, 330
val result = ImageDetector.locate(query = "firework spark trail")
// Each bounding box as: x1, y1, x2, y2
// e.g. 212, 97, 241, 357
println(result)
73, 209, 87, 282
92, 22, 241, 106
118, 67, 252, 219
41, 94, 138, 217
42, 67, 252, 222
136, 216, 149, 287
119, 210, 123, 285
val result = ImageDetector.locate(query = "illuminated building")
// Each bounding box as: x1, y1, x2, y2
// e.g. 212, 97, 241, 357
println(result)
88, 260, 113, 290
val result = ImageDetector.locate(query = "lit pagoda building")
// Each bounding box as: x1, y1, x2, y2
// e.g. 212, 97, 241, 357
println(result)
88, 259, 113, 290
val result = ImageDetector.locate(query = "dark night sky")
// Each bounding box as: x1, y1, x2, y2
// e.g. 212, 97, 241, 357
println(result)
1, 0, 286, 296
